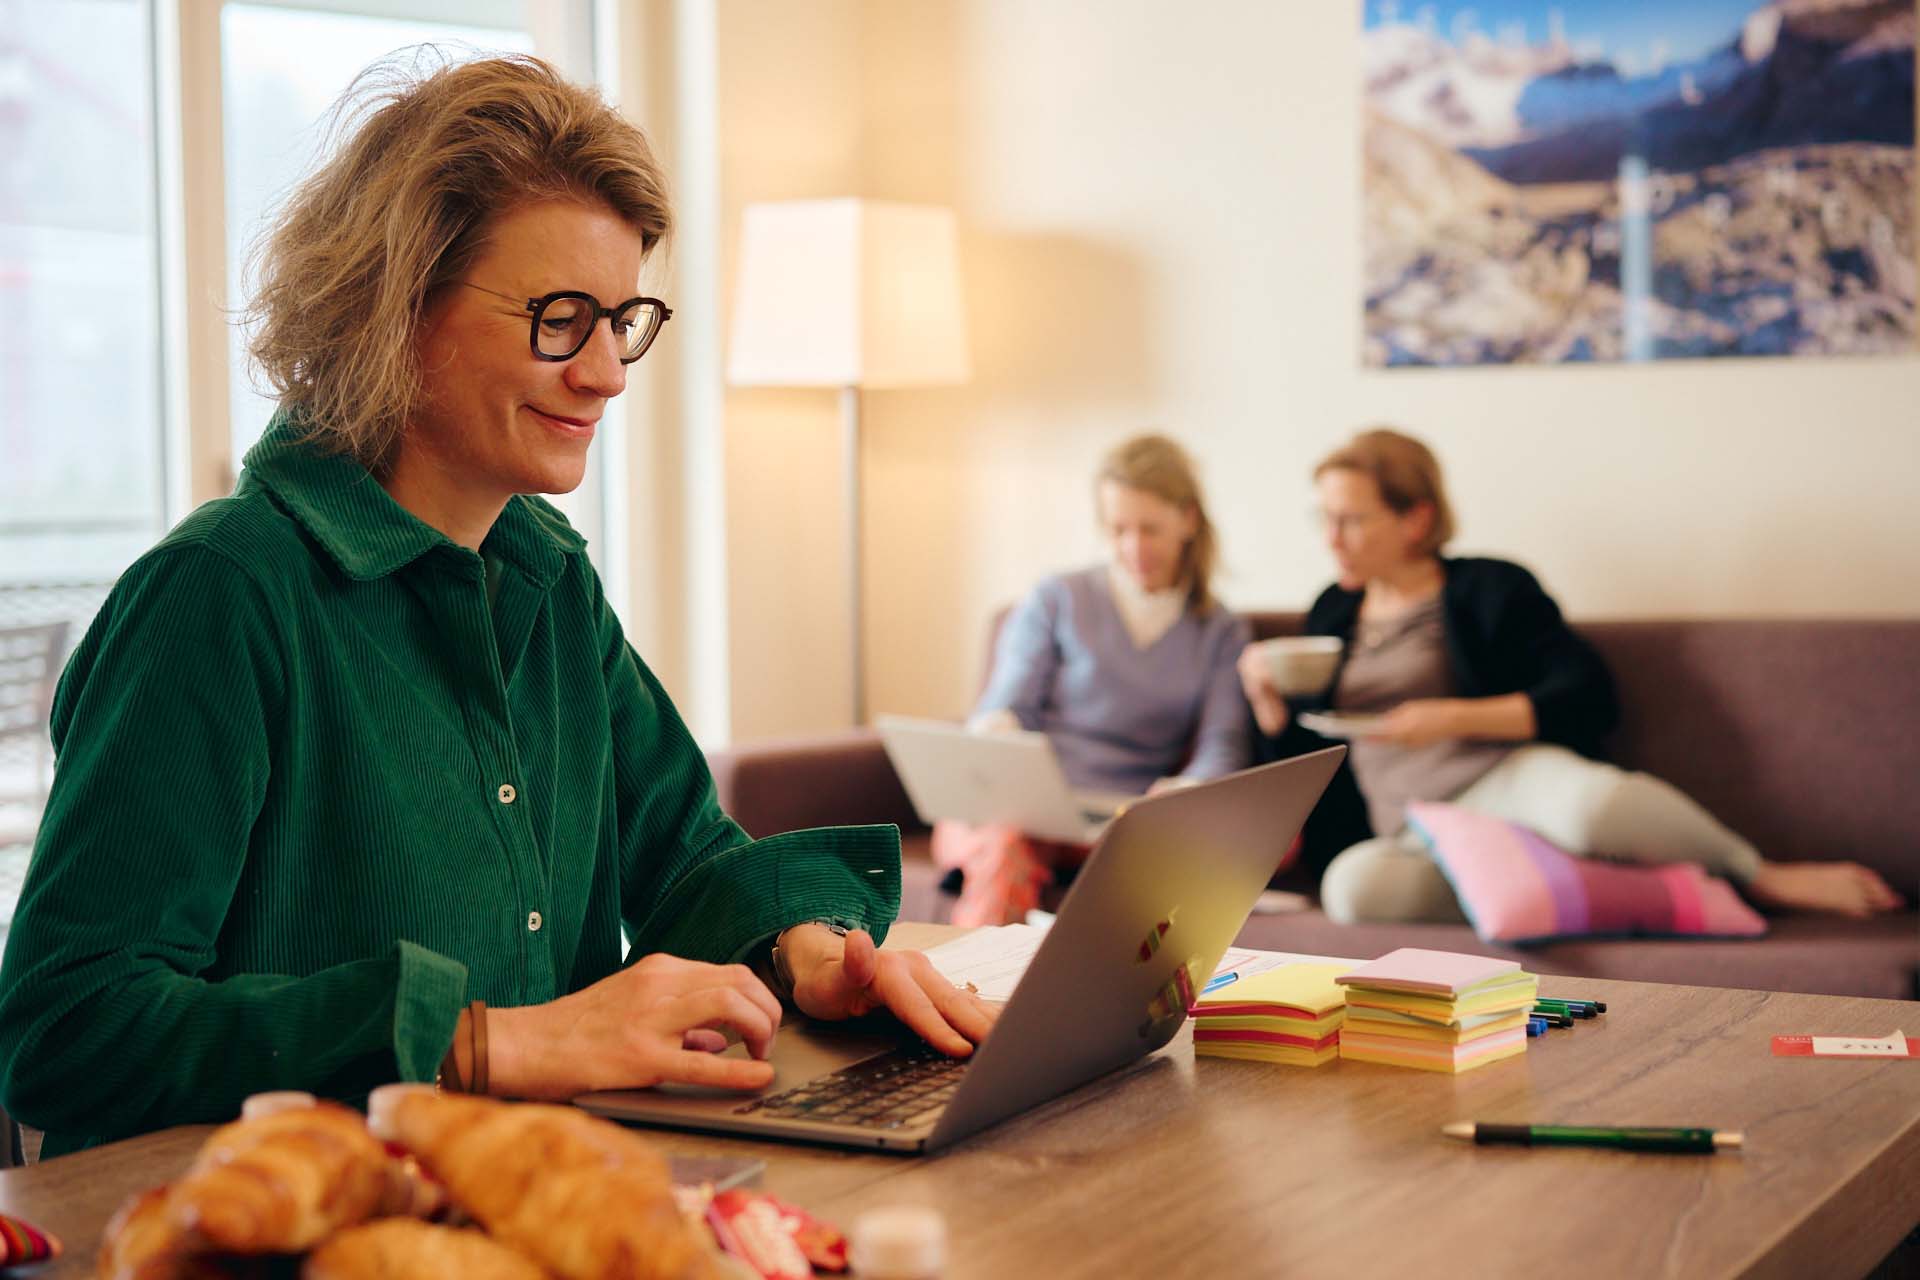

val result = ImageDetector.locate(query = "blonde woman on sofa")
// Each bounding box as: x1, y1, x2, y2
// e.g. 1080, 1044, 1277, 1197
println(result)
932, 434, 1253, 927
1238, 427, 1903, 924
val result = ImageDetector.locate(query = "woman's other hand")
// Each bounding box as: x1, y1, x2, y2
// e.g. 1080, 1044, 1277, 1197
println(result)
1236, 644, 1290, 737
784, 926, 999, 1058
1367, 692, 1536, 747
965, 708, 1021, 735
1365, 698, 1464, 747
488, 953, 787, 1100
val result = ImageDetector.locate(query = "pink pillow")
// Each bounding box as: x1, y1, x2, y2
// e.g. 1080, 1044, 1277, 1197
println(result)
1407, 802, 1767, 944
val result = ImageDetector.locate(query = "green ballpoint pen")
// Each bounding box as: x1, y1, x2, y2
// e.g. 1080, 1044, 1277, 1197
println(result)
1442, 1122, 1744, 1153
1532, 999, 1596, 1017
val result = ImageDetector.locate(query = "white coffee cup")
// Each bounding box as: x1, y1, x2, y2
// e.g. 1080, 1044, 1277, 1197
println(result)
1255, 636, 1343, 696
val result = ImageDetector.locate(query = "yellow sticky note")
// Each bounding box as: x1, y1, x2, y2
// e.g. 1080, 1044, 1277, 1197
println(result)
1195, 963, 1349, 1017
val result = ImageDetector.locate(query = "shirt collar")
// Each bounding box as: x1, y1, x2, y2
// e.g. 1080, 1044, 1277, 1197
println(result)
241, 411, 587, 588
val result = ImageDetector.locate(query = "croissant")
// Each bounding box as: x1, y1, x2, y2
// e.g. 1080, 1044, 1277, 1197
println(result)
99, 1095, 413, 1278
95, 1185, 266, 1280
249, 1093, 451, 1228
302, 1219, 546, 1280
169, 1100, 397, 1254
368, 1086, 728, 1280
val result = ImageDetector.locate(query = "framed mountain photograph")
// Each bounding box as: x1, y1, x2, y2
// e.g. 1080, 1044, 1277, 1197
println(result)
1361, 0, 1916, 366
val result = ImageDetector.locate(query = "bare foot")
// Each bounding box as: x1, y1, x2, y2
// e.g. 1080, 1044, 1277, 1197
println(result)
1745, 861, 1906, 918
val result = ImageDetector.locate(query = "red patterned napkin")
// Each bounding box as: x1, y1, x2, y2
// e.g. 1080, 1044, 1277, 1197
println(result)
0, 1212, 61, 1267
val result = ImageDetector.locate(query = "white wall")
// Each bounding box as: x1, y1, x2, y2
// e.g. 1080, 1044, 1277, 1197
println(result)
852, 0, 1920, 726
674, 1, 1920, 744
714, 0, 866, 743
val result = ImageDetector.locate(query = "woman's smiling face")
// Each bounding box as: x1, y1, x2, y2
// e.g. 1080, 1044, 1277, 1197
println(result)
405, 198, 645, 504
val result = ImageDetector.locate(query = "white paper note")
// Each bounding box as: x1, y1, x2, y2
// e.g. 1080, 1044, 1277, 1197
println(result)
922, 924, 1048, 1001
1808, 1030, 1909, 1057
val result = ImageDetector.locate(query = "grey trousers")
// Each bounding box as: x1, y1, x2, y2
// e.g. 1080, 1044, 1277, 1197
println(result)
1320, 743, 1766, 924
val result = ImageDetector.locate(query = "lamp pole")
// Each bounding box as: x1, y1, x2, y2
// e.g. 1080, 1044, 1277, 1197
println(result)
726, 199, 968, 731
841, 385, 865, 726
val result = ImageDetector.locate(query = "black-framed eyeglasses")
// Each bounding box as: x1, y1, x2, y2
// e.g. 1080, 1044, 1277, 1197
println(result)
460, 283, 672, 363
1310, 507, 1385, 535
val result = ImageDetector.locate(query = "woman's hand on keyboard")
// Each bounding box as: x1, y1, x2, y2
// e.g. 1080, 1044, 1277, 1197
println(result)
783, 926, 999, 1057
486, 952, 785, 1099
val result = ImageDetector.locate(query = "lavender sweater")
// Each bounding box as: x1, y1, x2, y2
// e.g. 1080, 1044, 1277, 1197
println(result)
974, 567, 1253, 795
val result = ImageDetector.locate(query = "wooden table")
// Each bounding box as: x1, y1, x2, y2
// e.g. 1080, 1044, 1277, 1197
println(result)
6, 923, 1917, 1278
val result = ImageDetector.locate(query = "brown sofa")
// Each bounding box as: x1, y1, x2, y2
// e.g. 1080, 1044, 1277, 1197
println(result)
708, 615, 1920, 1001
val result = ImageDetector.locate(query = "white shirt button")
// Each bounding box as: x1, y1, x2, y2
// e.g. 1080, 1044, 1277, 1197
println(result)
527, 910, 543, 932
497, 783, 517, 805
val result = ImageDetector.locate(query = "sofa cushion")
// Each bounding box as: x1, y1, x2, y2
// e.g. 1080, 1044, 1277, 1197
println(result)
1408, 802, 1767, 944
709, 729, 922, 840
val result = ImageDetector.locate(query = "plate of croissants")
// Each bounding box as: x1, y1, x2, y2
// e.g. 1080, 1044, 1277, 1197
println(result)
95, 1085, 771, 1279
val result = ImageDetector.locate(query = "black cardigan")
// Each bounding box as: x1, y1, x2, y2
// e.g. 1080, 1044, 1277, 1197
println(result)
1264, 556, 1619, 871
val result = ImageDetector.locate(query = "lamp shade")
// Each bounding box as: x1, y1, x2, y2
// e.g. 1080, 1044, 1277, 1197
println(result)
727, 198, 971, 389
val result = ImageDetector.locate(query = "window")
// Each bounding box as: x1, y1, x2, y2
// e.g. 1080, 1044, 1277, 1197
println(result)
220, 4, 535, 463
217, 1, 606, 572
1, 0, 604, 936
0, 0, 160, 928
0, 1, 164, 594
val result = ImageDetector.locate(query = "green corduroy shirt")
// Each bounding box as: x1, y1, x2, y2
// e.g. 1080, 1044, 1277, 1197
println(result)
0, 416, 900, 1158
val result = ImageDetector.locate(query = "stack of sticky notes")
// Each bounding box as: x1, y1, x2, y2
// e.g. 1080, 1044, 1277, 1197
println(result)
1335, 948, 1538, 1074
1191, 962, 1348, 1066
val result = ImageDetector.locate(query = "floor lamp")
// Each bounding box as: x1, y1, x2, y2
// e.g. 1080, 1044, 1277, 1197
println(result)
727, 199, 971, 726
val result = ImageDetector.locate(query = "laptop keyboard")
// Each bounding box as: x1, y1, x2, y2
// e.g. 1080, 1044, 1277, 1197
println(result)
732, 1041, 967, 1130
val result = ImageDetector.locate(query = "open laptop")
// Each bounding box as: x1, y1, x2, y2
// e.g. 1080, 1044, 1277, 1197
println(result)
577, 745, 1346, 1153
874, 713, 1136, 843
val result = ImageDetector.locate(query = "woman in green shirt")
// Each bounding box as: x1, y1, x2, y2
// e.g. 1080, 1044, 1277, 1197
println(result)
0, 54, 992, 1158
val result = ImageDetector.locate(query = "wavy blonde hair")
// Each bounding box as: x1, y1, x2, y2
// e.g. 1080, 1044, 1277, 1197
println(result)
245, 52, 672, 473
1314, 427, 1457, 557
1095, 433, 1221, 613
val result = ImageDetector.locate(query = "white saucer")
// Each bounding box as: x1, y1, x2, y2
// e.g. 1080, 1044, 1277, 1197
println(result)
1297, 711, 1387, 739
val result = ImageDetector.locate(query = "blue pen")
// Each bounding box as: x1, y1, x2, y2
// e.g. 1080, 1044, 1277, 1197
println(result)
1526, 1017, 1549, 1037
1201, 971, 1239, 996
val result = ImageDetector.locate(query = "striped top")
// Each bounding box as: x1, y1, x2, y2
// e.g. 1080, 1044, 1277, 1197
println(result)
0, 415, 899, 1157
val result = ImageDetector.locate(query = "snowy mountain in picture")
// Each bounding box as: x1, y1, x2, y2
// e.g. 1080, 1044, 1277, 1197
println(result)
1359, 0, 1916, 366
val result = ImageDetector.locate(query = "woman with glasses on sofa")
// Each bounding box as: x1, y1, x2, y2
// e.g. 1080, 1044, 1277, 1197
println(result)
933, 434, 1253, 926
1238, 427, 1902, 923
0, 54, 992, 1160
